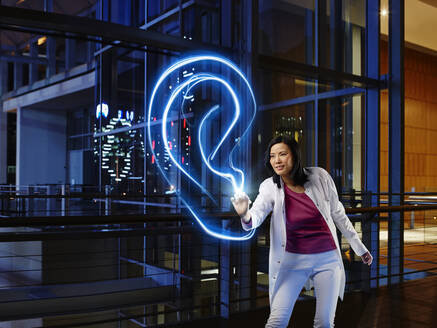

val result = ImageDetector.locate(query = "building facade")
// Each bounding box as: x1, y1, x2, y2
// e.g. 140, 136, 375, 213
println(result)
1, 0, 434, 326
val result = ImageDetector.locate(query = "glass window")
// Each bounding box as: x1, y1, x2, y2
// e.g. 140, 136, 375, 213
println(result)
1, 0, 98, 18
148, 0, 179, 22
95, 127, 145, 193
95, 48, 145, 133
318, 0, 366, 75
252, 102, 315, 191
258, 69, 315, 105
259, 0, 315, 65
318, 94, 364, 192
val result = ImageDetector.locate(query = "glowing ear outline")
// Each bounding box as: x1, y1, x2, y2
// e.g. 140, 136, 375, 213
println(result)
147, 55, 256, 241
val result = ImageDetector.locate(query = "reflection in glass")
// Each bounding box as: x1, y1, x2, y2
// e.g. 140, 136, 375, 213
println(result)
259, 0, 315, 65
259, 69, 315, 105
253, 102, 314, 192
318, 0, 365, 75
318, 94, 363, 192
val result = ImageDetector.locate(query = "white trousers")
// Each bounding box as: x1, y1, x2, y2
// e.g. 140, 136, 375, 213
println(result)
265, 250, 342, 328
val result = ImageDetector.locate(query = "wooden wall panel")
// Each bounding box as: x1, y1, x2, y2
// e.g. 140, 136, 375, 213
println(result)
427, 130, 437, 154
380, 41, 437, 193
380, 88, 389, 194
427, 103, 437, 129
425, 155, 437, 176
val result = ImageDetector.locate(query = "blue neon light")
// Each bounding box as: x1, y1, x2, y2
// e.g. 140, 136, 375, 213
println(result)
147, 55, 257, 241
96, 103, 109, 118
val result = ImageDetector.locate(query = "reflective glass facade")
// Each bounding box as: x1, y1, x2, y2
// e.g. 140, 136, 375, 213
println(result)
0, 0, 373, 197
1, 0, 430, 326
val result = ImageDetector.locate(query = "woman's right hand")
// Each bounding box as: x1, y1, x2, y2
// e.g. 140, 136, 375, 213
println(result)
231, 192, 251, 222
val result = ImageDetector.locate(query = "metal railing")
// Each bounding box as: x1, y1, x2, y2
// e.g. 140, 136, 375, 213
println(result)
0, 186, 436, 326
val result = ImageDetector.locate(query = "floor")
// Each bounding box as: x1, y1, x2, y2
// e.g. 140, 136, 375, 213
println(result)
171, 270, 437, 328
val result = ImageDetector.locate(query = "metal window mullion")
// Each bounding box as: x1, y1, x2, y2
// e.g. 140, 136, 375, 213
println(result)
364, 0, 381, 290
388, 0, 405, 286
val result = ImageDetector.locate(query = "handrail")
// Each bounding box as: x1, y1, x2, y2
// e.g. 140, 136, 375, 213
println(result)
0, 212, 237, 227
1, 192, 437, 204
347, 204, 437, 214
0, 204, 436, 228
0, 200, 435, 323
0, 193, 177, 199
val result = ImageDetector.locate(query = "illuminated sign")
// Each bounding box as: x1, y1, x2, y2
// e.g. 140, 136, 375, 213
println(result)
94, 115, 140, 182
95, 105, 134, 122
96, 103, 109, 119
147, 55, 257, 241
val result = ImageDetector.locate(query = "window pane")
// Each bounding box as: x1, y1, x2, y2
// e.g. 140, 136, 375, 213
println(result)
318, 0, 366, 75
318, 94, 364, 192
259, 0, 315, 65
252, 102, 315, 191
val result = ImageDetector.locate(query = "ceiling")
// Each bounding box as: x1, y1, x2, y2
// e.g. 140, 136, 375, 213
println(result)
381, 0, 437, 52
1, 0, 97, 51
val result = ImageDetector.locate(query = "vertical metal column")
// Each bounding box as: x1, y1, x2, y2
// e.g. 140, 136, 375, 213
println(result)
328, 0, 343, 182
0, 111, 6, 184
61, 184, 69, 216
27, 185, 34, 215
143, 2, 150, 324
0, 56, 7, 96
219, 0, 233, 319
314, 0, 320, 166
105, 184, 111, 215
305, 7, 314, 166
14, 62, 23, 90
29, 42, 38, 84
329, 0, 342, 71
220, 221, 233, 319
0, 60, 7, 184
143, 4, 149, 305
242, 0, 257, 188
65, 38, 76, 71
364, 0, 381, 289
388, 0, 405, 285
46, 38, 56, 77
46, 185, 56, 216
237, 0, 258, 313
16, 107, 21, 187
44, 0, 56, 77
344, 4, 353, 189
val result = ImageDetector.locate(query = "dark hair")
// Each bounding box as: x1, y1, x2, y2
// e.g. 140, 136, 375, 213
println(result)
264, 135, 309, 189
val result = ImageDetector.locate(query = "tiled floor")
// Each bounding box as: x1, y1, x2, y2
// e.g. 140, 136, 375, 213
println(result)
171, 273, 437, 327
335, 275, 437, 328
380, 243, 437, 274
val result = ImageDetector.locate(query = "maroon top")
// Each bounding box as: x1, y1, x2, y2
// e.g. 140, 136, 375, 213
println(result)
284, 184, 337, 254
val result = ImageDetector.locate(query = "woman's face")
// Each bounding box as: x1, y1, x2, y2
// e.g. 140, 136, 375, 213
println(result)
269, 142, 294, 177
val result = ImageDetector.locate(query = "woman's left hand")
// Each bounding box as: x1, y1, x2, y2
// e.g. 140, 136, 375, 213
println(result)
361, 251, 373, 266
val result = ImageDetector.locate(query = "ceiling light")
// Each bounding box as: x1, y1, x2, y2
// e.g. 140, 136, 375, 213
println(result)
381, 8, 388, 16
37, 36, 47, 46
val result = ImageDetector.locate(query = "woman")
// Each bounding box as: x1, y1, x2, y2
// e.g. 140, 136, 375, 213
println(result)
231, 135, 372, 328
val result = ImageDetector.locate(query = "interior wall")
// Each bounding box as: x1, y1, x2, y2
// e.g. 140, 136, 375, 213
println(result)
380, 41, 437, 193
16, 107, 67, 186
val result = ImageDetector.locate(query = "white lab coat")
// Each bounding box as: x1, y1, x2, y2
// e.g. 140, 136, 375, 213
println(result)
241, 167, 368, 304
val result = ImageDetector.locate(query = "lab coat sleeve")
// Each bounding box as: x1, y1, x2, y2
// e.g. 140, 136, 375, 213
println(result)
241, 179, 274, 231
